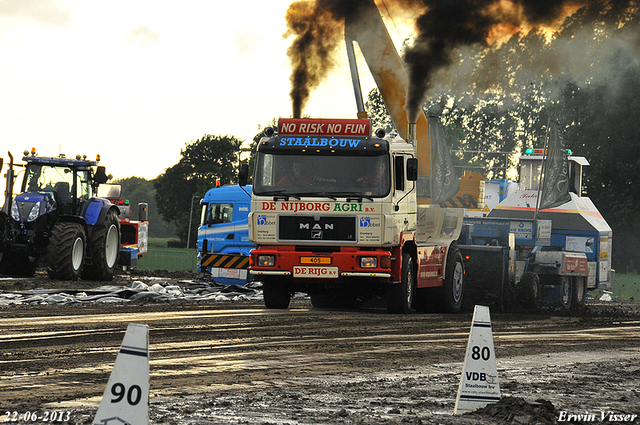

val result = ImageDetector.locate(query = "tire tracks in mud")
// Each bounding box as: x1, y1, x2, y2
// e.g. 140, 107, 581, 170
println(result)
1, 300, 640, 418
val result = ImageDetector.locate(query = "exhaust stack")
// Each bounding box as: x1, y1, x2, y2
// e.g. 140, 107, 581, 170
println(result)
408, 122, 417, 146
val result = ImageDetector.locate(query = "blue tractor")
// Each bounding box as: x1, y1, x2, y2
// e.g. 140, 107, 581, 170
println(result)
0, 149, 122, 280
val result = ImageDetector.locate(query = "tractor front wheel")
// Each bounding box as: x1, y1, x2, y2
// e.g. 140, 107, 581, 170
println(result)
47, 222, 86, 280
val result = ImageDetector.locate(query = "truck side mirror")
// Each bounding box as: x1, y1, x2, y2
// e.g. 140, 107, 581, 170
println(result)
238, 163, 249, 186
406, 158, 418, 181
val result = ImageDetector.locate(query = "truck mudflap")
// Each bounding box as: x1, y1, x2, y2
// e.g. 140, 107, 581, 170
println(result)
459, 245, 511, 310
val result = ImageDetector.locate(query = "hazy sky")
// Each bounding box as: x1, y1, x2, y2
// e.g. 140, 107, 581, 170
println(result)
0, 0, 383, 182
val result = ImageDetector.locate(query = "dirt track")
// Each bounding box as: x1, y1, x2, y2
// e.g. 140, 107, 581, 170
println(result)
1, 273, 640, 424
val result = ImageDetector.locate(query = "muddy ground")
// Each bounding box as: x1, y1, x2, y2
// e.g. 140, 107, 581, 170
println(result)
1, 271, 639, 424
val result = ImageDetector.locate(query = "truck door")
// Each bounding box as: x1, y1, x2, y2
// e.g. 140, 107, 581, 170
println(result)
201, 202, 235, 254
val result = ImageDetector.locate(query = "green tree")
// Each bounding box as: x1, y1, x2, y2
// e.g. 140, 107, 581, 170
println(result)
365, 89, 393, 132
154, 134, 244, 246
113, 176, 175, 238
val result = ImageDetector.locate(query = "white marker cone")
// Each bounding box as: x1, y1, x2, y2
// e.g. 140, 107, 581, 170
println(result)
454, 305, 500, 414
93, 324, 149, 425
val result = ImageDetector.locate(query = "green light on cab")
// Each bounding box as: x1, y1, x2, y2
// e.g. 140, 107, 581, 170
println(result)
525, 148, 534, 154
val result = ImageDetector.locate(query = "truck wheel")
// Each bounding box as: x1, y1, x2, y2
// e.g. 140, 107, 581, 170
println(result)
47, 222, 86, 280
83, 209, 120, 281
518, 272, 540, 311
571, 276, 587, 307
559, 276, 572, 310
439, 246, 464, 313
262, 277, 291, 309
386, 253, 415, 314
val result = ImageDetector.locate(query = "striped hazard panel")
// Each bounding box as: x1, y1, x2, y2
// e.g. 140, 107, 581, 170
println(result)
200, 254, 249, 269
440, 196, 479, 209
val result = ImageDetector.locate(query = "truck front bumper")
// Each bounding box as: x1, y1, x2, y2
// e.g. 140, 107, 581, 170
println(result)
249, 246, 392, 280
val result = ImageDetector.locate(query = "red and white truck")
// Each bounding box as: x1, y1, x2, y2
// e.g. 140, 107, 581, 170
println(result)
243, 118, 465, 313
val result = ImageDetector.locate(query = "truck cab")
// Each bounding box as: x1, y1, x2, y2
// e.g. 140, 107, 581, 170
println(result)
197, 185, 253, 285
246, 118, 464, 313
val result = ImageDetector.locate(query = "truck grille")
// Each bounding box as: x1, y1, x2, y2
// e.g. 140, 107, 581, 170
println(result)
279, 216, 356, 242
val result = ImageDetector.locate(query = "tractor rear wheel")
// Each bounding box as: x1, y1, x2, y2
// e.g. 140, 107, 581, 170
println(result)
83, 209, 120, 281
47, 222, 86, 280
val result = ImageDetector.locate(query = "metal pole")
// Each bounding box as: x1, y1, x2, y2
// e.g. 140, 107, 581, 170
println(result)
186, 195, 199, 249
345, 38, 367, 119
535, 119, 551, 219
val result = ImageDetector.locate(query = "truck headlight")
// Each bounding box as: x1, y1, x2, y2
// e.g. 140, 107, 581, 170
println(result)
360, 257, 378, 268
257, 255, 275, 267
26, 201, 41, 222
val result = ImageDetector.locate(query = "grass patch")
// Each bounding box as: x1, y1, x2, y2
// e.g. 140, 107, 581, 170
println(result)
137, 247, 197, 272
589, 272, 640, 301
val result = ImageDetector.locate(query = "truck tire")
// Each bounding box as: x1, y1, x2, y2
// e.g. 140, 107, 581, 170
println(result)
83, 209, 120, 281
386, 253, 415, 314
518, 271, 540, 311
559, 276, 572, 310
262, 277, 291, 309
571, 276, 587, 307
46, 222, 86, 280
439, 246, 464, 313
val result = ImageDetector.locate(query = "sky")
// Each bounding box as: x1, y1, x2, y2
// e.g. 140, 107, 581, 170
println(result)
0, 0, 385, 183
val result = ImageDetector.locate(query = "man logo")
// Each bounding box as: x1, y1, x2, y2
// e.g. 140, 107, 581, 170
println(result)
360, 217, 371, 227
311, 230, 323, 239
257, 215, 267, 225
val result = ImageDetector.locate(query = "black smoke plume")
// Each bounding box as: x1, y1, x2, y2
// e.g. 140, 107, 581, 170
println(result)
284, 0, 637, 120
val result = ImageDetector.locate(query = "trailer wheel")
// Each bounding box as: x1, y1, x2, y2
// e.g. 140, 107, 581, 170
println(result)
262, 277, 291, 309
83, 209, 120, 281
439, 246, 464, 313
46, 222, 86, 280
518, 272, 540, 311
571, 276, 588, 307
386, 253, 415, 314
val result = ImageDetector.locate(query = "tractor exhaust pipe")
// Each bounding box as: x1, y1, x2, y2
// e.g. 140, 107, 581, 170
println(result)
2, 151, 15, 215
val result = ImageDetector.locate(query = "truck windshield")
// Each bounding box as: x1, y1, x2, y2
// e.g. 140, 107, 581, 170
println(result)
253, 153, 390, 197
519, 159, 543, 191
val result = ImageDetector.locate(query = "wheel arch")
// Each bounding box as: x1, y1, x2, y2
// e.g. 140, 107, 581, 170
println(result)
83, 198, 120, 237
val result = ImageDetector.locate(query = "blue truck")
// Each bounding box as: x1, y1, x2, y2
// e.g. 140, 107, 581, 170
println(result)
197, 185, 253, 285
